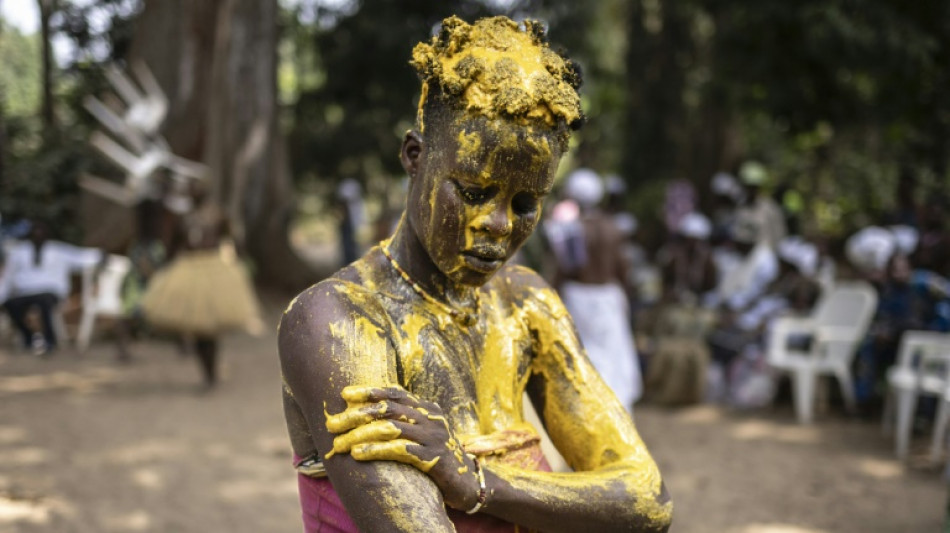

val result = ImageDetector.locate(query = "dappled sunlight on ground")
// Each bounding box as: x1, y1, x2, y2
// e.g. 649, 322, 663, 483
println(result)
0, 496, 50, 527
101, 509, 152, 531
0, 306, 944, 532
730, 419, 822, 445
672, 404, 724, 424
0, 368, 124, 395
735, 524, 829, 533
635, 403, 946, 533
853, 457, 904, 480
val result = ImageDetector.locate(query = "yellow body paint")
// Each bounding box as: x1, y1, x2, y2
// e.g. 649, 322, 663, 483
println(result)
331, 420, 403, 455
352, 439, 440, 473
283, 14, 670, 530
411, 16, 582, 129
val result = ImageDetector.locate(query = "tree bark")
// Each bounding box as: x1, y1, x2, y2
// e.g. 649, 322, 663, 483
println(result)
127, 0, 319, 291
0, 6, 5, 194
37, 0, 56, 129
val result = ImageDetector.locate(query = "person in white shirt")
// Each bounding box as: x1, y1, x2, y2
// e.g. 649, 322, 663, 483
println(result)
0, 221, 103, 354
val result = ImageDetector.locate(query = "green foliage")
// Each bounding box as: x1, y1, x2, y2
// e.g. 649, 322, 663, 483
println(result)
616, 0, 950, 237
0, 0, 140, 242
287, 0, 502, 187
0, 21, 42, 117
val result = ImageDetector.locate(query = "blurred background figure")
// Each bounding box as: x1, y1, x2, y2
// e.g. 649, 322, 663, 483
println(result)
112, 195, 170, 361
709, 171, 744, 243
0, 220, 103, 355
847, 224, 950, 416
553, 168, 642, 414
658, 211, 718, 304
737, 161, 787, 249
705, 215, 779, 312
141, 184, 262, 390
663, 178, 696, 237
336, 178, 366, 267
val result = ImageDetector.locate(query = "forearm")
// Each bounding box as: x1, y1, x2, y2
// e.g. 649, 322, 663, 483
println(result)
480, 462, 672, 533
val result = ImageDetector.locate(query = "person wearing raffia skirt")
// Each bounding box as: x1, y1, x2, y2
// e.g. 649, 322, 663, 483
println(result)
141, 186, 262, 389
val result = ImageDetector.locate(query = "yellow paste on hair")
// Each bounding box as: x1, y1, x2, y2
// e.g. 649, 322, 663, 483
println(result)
412, 16, 582, 131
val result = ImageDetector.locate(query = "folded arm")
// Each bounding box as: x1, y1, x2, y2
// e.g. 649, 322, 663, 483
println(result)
478, 272, 672, 532
278, 281, 457, 533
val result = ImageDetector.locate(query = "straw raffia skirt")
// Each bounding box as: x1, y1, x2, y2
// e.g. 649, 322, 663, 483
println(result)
141, 248, 262, 336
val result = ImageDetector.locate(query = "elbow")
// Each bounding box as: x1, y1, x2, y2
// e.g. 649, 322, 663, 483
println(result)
627, 482, 672, 533
649, 482, 674, 533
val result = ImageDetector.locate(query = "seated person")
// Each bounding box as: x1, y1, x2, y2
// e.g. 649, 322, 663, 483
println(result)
278, 16, 672, 533
0, 220, 103, 354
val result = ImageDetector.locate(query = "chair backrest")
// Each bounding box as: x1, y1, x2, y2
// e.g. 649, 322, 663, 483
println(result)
894, 331, 950, 394
82, 254, 132, 316
812, 281, 878, 342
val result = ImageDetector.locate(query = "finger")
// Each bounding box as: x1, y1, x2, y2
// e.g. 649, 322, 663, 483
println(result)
351, 439, 440, 473
326, 401, 423, 434
341, 386, 444, 415
330, 419, 403, 455
325, 401, 387, 434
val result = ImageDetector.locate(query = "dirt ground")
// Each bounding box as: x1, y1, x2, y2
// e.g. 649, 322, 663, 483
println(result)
0, 296, 945, 533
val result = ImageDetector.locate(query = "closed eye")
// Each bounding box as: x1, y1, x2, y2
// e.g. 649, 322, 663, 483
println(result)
454, 181, 494, 205
512, 192, 539, 216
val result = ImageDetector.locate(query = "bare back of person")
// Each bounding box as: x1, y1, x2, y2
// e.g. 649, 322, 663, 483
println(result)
567, 212, 627, 286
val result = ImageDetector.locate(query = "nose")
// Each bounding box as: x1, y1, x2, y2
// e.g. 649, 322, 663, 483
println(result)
476, 203, 512, 238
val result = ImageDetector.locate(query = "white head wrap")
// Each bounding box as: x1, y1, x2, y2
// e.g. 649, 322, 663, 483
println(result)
614, 212, 638, 237
564, 168, 604, 208
778, 237, 818, 276
888, 225, 919, 256
678, 212, 711, 240
711, 172, 744, 202
846, 226, 897, 273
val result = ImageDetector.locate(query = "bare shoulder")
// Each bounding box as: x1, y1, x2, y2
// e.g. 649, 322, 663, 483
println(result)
490, 263, 568, 318
492, 263, 552, 292
277, 259, 387, 369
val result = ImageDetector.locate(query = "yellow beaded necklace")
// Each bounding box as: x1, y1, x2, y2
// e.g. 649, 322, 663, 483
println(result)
381, 243, 480, 327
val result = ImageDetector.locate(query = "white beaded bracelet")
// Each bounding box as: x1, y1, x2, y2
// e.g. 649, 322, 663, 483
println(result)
465, 454, 487, 515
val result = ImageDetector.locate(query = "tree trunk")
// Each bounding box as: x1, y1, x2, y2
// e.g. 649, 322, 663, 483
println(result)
0, 1, 5, 193
127, 0, 318, 291
37, 0, 55, 129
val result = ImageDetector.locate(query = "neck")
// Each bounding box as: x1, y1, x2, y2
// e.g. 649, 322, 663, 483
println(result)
387, 214, 477, 308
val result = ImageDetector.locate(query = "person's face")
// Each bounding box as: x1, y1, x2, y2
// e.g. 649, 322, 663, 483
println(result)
401, 115, 562, 286
888, 254, 912, 284
29, 223, 49, 245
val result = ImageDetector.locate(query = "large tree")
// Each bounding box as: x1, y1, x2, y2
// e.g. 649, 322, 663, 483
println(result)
127, 0, 315, 289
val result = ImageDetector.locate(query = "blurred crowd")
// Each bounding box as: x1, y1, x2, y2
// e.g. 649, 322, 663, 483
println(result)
520, 163, 950, 422
3, 160, 949, 417
0, 176, 261, 390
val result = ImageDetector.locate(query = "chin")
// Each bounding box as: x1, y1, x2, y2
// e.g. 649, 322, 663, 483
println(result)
454, 267, 501, 287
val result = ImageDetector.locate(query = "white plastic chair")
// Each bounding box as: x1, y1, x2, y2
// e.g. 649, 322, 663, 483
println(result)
883, 331, 950, 460
76, 254, 131, 352
766, 281, 878, 423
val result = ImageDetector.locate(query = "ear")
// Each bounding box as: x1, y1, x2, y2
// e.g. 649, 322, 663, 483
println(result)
400, 130, 424, 178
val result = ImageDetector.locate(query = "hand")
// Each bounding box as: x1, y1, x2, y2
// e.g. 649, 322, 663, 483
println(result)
324, 386, 481, 511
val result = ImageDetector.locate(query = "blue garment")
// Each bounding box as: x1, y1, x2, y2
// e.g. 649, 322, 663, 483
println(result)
854, 271, 950, 405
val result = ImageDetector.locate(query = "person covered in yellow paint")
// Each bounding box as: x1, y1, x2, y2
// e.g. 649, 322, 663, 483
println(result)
278, 16, 672, 533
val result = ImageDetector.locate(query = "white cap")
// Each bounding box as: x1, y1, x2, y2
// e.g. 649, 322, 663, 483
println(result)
337, 178, 362, 202
564, 168, 604, 208
711, 172, 744, 201
614, 212, 638, 237
677, 212, 711, 240
778, 237, 818, 276
846, 226, 897, 273
889, 225, 919, 256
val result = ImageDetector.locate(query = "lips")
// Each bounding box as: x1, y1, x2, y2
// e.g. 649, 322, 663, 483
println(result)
462, 246, 506, 272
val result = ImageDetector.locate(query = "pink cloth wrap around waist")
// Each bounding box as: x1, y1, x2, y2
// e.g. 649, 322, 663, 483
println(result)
294, 438, 551, 533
